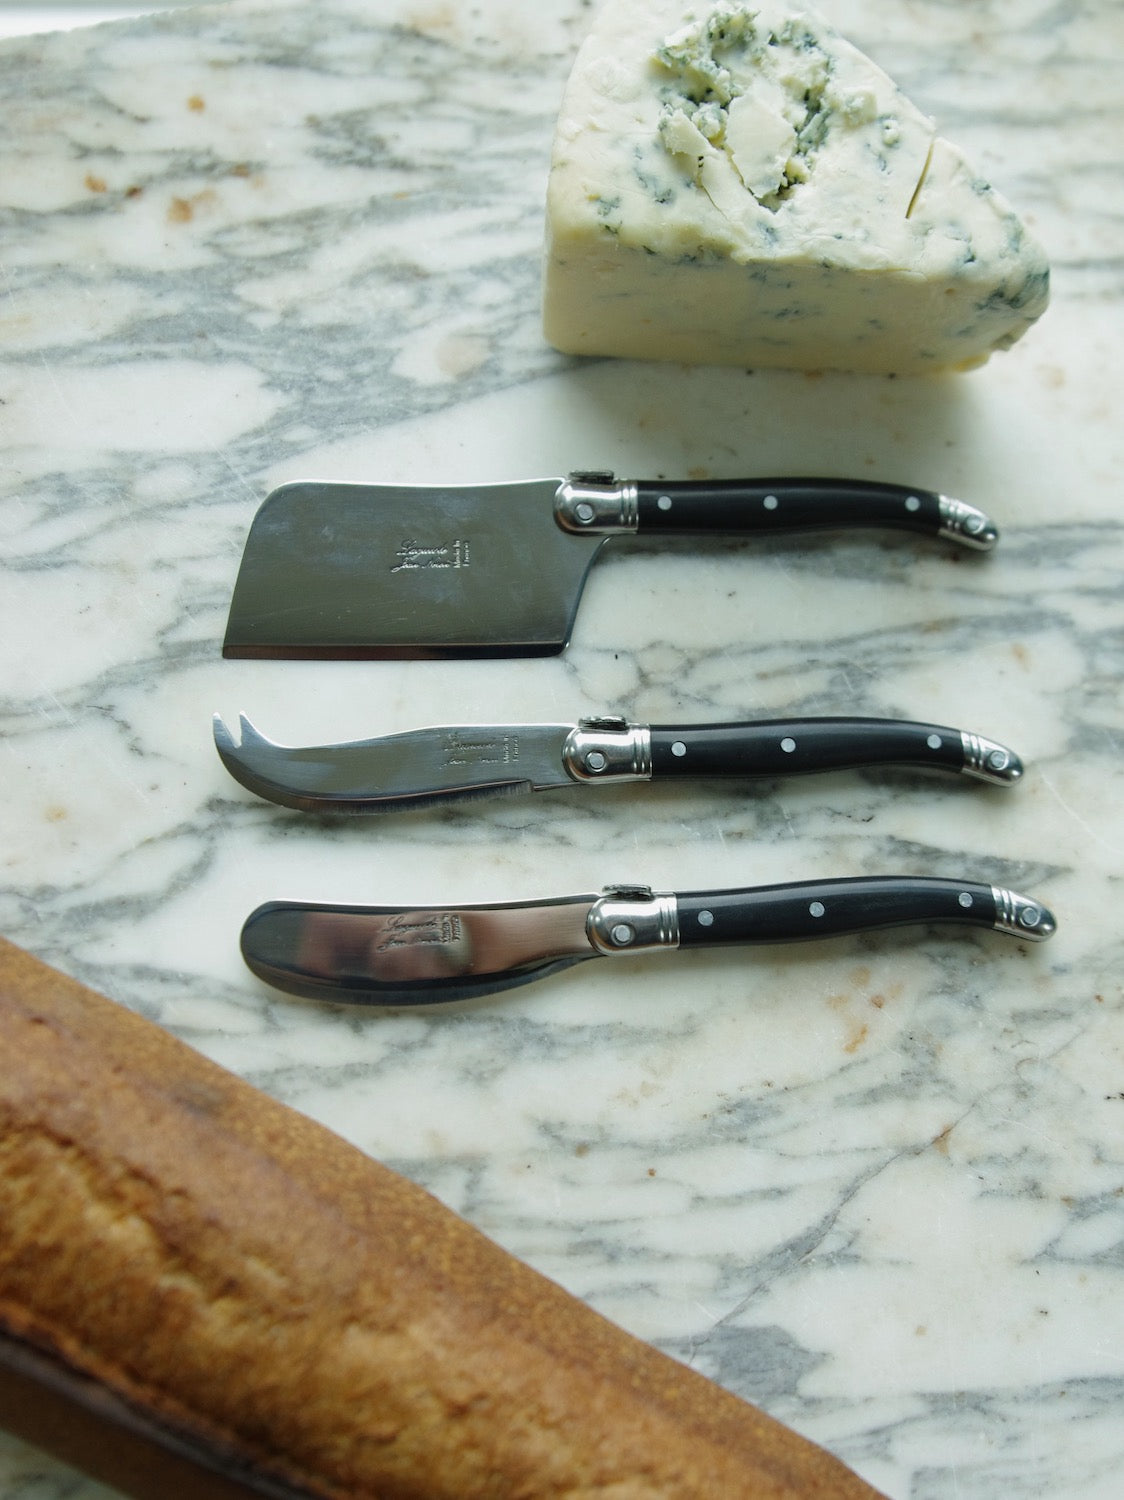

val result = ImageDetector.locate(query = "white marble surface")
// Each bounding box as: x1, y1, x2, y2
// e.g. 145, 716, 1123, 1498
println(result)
1, 0, 1122, 1495
0, 6, 190, 41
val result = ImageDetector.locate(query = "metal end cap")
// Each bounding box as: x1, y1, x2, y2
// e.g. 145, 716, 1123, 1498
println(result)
939, 495, 1000, 551
993, 888, 1057, 942
962, 735, 1025, 786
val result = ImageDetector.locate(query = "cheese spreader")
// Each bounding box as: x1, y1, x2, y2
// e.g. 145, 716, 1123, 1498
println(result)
222, 472, 998, 659
214, 712, 1023, 815
241, 877, 1056, 1005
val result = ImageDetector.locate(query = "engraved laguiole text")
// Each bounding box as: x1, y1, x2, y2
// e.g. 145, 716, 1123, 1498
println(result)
443, 733, 519, 768
390, 539, 470, 573
375, 912, 463, 953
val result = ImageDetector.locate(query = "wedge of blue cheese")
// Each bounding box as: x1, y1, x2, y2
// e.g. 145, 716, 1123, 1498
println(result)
543, 0, 1049, 373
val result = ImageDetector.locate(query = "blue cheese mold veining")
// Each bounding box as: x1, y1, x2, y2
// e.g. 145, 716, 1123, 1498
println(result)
543, 0, 1050, 373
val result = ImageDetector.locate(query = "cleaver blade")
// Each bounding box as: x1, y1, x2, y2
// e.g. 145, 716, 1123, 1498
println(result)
222, 473, 997, 660
223, 477, 596, 660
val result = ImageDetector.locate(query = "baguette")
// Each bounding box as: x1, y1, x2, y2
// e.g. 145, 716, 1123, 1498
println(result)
0, 937, 887, 1499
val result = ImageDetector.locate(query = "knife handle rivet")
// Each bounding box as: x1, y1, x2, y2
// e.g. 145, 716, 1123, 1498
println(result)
763, 494, 779, 510
928, 733, 943, 750
671, 741, 687, 758
586, 751, 608, 773
657, 494, 672, 511
906, 495, 922, 513
575, 502, 596, 524
809, 901, 826, 918
781, 737, 796, 754
959, 891, 974, 908
611, 923, 635, 946
697, 909, 714, 927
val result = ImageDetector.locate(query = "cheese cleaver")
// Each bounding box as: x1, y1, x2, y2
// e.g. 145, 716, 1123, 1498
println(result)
240, 876, 1056, 1006
222, 473, 998, 660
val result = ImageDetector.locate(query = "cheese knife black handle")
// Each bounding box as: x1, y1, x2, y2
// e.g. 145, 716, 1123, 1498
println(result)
634, 477, 996, 548
646, 718, 1021, 785
556, 474, 997, 551
667, 877, 1052, 949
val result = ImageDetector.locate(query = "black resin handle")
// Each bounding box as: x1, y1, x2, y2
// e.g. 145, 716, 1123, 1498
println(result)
648, 718, 1021, 784
675, 877, 1003, 948
634, 478, 996, 549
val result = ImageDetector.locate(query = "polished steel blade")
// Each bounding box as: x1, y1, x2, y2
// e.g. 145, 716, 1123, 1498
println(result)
222, 478, 605, 659
241, 896, 598, 1005
214, 714, 573, 814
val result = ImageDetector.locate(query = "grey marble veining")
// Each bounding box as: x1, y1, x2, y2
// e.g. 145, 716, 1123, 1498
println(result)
2, 0, 1123, 1496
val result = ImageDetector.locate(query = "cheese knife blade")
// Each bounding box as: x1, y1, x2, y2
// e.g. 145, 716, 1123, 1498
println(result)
213, 712, 1023, 815
221, 474, 997, 660
240, 877, 1056, 1006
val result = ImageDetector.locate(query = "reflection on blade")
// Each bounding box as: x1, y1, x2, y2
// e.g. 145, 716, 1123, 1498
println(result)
214, 714, 572, 814
241, 896, 598, 1005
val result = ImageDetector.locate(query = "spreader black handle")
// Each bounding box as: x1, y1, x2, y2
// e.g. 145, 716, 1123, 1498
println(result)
675, 877, 1009, 948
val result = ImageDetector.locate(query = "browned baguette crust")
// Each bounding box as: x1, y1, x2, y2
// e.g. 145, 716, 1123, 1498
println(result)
0, 937, 887, 1499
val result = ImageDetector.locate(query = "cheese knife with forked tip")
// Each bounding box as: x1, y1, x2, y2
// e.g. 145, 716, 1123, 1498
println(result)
213, 712, 1023, 816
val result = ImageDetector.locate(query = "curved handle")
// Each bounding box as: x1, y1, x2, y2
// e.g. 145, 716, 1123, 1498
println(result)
673, 877, 1055, 948
634, 478, 997, 550
649, 719, 1022, 786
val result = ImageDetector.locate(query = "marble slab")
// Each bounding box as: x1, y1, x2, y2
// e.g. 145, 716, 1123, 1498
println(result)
1, 0, 1122, 1495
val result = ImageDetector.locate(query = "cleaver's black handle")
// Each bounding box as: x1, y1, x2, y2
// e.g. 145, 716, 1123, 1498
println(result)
648, 718, 1022, 786
633, 478, 997, 550
674, 877, 1046, 948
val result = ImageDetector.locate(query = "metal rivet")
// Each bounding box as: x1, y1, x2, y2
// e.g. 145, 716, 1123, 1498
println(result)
927, 733, 942, 750
697, 909, 714, 927
671, 741, 687, 758
905, 495, 921, 512
809, 901, 826, 918
763, 494, 779, 510
657, 494, 672, 511
965, 513, 985, 534
959, 891, 974, 908
585, 751, 607, 773
575, 501, 595, 524
1019, 906, 1041, 929
611, 923, 635, 945
988, 749, 1010, 771
780, 737, 796, 754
